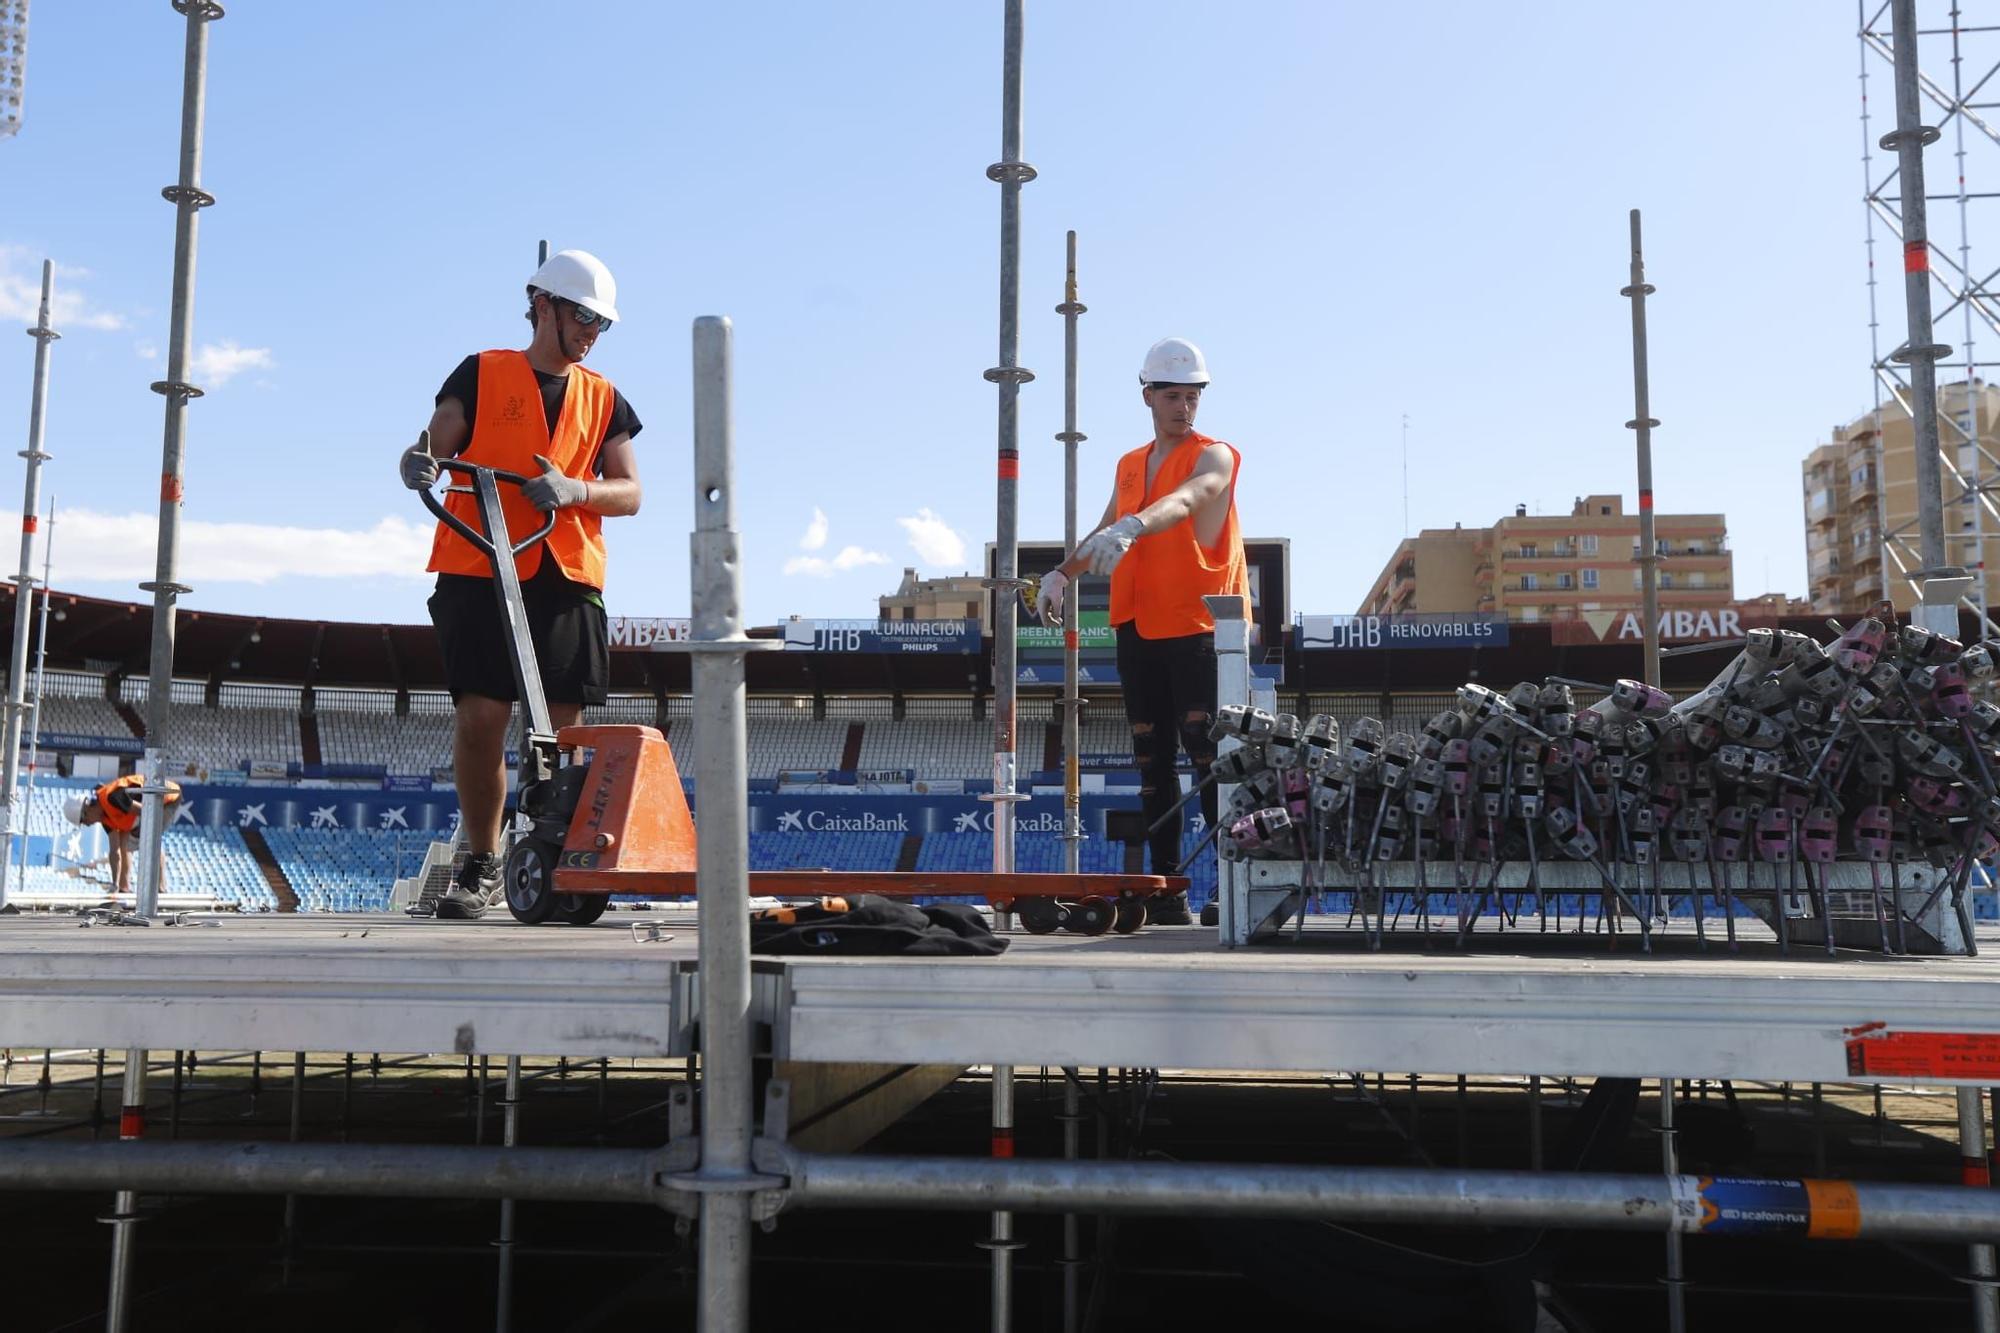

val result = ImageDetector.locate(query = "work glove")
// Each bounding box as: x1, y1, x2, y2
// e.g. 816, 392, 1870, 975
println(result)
1074, 515, 1145, 577
1036, 569, 1069, 625
398, 430, 439, 490
523, 454, 591, 512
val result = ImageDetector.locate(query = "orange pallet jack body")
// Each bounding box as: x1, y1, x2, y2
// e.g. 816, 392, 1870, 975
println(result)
528, 724, 1182, 934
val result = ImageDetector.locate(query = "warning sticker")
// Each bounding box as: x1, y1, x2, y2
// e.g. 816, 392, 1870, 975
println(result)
1844, 1026, 2000, 1080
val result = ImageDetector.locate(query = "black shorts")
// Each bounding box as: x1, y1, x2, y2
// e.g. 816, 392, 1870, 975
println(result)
427, 571, 609, 706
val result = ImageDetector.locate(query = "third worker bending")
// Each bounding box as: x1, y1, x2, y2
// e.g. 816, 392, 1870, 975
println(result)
1037, 337, 1248, 925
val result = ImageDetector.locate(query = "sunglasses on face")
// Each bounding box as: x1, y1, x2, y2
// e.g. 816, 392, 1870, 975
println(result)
555, 297, 612, 332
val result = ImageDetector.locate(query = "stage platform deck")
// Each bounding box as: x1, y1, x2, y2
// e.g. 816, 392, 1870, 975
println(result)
5, 913, 2000, 1086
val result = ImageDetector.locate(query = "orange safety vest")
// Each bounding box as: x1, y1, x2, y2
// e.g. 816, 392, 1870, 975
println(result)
93, 774, 181, 835
1106, 431, 1250, 639
426, 349, 616, 589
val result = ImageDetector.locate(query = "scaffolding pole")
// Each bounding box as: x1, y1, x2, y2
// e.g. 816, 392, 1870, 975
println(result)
687, 315, 776, 1333
11, 1140, 2000, 1244
0, 257, 56, 909
1056, 230, 1085, 875
1622, 209, 1662, 688
1889, 0, 1954, 577
137, 0, 223, 921
15, 495, 52, 895
980, 4, 1035, 1327
1949, 3, 1988, 624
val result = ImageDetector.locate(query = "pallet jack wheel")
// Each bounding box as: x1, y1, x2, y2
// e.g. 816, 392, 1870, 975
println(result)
503, 840, 560, 925
1067, 895, 1115, 936
1112, 897, 1149, 934
554, 894, 610, 927
1015, 897, 1062, 935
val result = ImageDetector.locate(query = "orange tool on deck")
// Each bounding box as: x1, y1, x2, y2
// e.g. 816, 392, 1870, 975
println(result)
501, 723, 1181, 934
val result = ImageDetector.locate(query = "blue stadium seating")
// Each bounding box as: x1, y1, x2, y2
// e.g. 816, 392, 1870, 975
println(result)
262, 827, 432, 913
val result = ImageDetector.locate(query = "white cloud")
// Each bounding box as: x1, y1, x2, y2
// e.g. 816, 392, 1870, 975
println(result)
799, 506, 828, 551
188, 340, 274, 387
783, 545, 888, 578
134, 340, 158, 361
52, 510, 435, 586
897, 508, 966, 567
0, 244, 129, 331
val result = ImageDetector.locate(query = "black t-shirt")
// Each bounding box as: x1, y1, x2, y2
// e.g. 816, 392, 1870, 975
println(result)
436, 354, 642, 467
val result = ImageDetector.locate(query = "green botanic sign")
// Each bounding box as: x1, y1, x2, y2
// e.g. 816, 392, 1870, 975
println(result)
1018, 610, 1115, 651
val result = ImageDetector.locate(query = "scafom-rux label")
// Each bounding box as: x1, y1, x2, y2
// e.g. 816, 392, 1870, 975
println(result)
1669, 1175, 1861, 1238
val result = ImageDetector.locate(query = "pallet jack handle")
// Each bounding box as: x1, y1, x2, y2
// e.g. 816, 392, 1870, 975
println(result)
414, 456, 560, 786
419, 457, 558, 559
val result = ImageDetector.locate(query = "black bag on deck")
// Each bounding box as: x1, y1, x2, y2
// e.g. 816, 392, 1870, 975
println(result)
750, 894, 1009, 957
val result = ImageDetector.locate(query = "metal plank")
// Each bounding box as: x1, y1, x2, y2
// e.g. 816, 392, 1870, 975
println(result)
776, 953, 2000, 1085
0, 917, 691, 1058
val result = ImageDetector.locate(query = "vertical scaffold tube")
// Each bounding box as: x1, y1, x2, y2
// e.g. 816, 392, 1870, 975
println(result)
1887, 0, 1951, 574
138, 0, 223, 920
1056, 231, 1086, 875
982, 6, 1035, 1326
690, 315, 758, 1332
1622, 210, 1662, 689
15, 497, 54, 893
104, 1050, 149, 1333
1658, 1077, 1687, 1333
1959, 1086, 1999, 1331
1, 259, 56, 909
495, 1055, 521, 1333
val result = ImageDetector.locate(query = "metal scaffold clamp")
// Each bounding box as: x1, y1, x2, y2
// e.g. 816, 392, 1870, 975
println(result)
1879, 123, 1941, 150
1890, 339, 1954, 364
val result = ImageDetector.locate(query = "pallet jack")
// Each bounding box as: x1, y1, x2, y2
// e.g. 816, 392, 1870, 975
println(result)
418, 458, 1183, 930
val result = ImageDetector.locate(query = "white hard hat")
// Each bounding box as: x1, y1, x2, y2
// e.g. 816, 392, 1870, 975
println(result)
1139, 337, 1210, 387
62, 795, 87, 825
527, 249, 620, 324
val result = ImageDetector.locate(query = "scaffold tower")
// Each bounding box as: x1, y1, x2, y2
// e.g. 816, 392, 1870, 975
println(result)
1861, 1, 2000, 629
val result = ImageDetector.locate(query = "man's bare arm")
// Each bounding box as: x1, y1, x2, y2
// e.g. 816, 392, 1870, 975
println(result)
425, 397, 471, 458
582, 432, 642, 517
1132, 441, 1232, 537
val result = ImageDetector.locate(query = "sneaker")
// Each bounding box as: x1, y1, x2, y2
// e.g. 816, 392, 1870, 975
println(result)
1149, 892, 1193, 926
436, 854, 502, 921
1199, 901, 1219, 928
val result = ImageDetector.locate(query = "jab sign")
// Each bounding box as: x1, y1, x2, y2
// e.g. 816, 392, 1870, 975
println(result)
1550, 607, 1773, 646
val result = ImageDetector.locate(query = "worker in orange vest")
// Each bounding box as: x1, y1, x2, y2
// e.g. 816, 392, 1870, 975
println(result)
397, 249, 644, 920
63, 773, 184, 896
1037, 337, 1248, 924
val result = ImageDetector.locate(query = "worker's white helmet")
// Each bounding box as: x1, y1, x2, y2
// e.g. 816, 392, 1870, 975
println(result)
527, 249, 620, 325
1139, 337, 1210, 387
61, 795, 86, 825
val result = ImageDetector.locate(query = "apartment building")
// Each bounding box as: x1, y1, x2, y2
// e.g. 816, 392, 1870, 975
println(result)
1803, 379, 2000, 615
1358, 494, 1733, 623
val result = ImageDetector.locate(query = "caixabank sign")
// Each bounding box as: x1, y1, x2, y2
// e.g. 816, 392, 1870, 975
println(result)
746, 793, 1157, 837
126, 785, 1164, 842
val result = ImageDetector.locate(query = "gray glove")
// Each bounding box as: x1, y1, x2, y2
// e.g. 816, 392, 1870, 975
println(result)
398, 430, 439, 490
522, 454, 591, 512
1075, 514, 1145, 576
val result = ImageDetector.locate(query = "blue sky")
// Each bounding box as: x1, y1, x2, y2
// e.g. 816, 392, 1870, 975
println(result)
0, 2, 1962, 628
